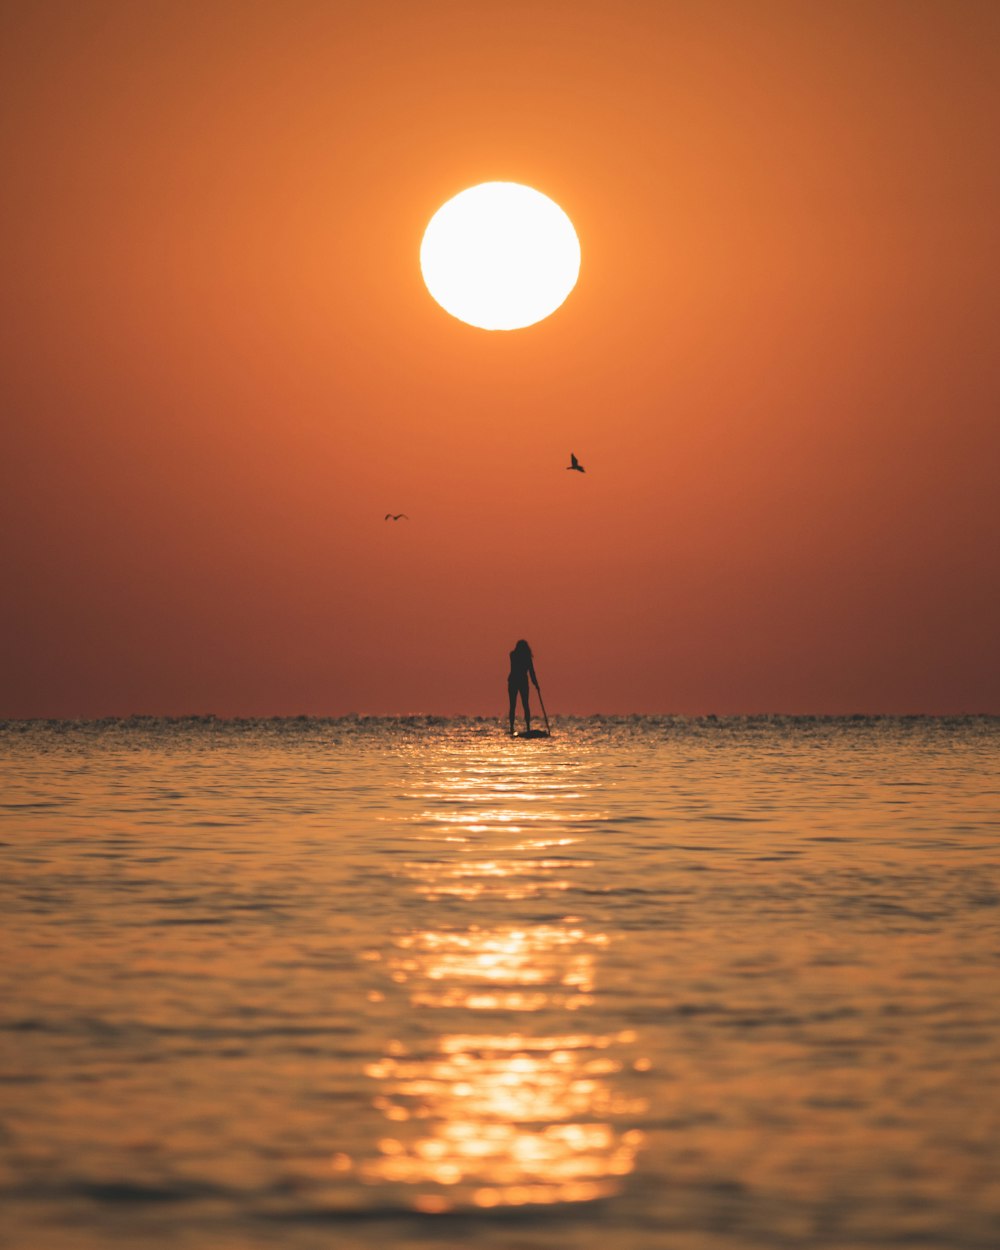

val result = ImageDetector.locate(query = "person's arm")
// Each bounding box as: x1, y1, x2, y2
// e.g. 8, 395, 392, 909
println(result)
529, 661, 539, 688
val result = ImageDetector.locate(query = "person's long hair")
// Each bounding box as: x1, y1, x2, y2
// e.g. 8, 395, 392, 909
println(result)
512, 639, 532, 661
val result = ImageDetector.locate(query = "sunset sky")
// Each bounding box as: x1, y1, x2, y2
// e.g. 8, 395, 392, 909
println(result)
3, 0, 998, 717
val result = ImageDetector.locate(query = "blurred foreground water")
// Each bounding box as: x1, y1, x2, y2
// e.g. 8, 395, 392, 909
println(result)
1, 716, 998, 1250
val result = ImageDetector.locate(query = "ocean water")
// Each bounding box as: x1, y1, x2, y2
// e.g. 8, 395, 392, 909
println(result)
1, 716, 998, 1250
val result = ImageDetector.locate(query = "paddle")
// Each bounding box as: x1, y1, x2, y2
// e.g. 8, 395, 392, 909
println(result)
534, 679, 551, 736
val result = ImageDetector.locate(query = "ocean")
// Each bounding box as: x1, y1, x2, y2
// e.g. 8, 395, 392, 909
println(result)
1, 716, 998, 1250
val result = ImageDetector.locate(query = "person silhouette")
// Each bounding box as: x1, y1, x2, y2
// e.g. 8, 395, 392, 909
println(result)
507, 639, 539, 736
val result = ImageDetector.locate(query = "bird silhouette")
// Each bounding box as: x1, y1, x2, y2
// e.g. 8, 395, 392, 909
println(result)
384, 513, 409, 521
566, 453, 585, 473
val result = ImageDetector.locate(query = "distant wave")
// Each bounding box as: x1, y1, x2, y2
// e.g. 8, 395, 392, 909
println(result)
1, 713, 997, 752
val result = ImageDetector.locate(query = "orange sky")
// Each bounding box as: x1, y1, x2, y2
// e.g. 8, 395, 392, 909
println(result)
2, 0, 998, 717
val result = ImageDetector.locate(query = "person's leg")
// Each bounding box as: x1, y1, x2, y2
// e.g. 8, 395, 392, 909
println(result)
508, 681, 517, 735
520, 680, 531, 733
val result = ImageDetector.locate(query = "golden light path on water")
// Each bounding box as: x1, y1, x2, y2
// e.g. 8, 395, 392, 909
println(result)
355, 737, 648, 1212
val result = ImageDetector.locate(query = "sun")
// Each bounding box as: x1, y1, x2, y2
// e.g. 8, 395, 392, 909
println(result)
420, 182, 581, 331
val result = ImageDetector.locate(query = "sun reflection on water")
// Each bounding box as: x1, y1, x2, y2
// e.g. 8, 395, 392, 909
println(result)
359, 737, 647, 1212
364, 1033, 645, 1209
386, 925, 603, 1009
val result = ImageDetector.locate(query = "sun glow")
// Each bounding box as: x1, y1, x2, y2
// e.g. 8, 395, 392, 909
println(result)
420, 182, 581, 331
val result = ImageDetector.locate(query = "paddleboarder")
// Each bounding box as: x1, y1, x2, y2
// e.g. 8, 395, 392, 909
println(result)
508, 639, 540, 736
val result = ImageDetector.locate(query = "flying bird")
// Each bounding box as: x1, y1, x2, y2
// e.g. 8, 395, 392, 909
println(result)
566, 453, 585, 473
384, 513, 409, 521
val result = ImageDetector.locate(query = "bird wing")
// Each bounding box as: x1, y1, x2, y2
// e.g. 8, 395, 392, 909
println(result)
570, 453, 578, 467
